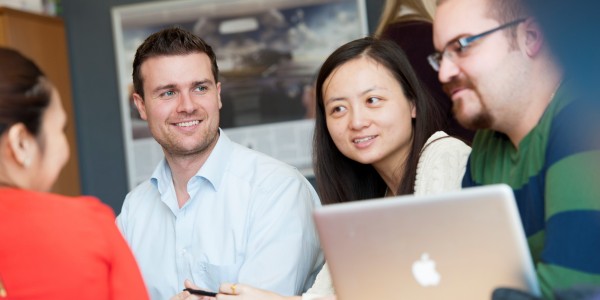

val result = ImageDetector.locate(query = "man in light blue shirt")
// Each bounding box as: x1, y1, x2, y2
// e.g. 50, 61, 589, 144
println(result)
116, 27, 324, 300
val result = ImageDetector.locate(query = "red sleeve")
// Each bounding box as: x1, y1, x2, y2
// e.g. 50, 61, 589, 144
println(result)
91, 198, 149, 300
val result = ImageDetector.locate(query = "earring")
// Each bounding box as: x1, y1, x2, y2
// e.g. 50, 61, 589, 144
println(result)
23, 157, 31, 168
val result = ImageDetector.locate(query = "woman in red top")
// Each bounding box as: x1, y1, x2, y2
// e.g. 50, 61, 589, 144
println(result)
0, 48, 148, 300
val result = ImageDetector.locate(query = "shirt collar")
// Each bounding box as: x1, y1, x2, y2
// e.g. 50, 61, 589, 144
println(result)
193, 128, 232, 192
149, 128, 232, 193
150, 158, 171, 196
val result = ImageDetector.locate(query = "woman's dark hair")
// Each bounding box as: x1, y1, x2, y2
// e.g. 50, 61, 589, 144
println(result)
0, 48, 51, 138
313, 37, 446, 205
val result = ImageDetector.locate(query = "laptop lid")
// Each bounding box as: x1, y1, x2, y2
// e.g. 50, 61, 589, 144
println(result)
313, 184, 540, 300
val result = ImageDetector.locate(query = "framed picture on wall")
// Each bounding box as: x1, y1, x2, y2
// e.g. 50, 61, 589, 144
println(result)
111, 0, 368, 189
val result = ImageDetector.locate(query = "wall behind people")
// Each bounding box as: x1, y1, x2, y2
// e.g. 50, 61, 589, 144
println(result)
60, 0, 385, 213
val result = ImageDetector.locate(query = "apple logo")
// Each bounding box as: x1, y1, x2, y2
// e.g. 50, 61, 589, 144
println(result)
412, 253, 441, 287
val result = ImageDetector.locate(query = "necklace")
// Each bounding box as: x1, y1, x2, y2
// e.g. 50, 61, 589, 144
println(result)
547, 80, 562, 104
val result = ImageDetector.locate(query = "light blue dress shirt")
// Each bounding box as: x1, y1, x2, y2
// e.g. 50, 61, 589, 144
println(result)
117, 130, 324, 300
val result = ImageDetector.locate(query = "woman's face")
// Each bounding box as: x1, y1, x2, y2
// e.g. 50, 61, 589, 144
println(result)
30, 87, 69, 192
322, 56, 416, 171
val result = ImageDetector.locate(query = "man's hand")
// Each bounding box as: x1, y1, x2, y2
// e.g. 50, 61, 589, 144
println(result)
170, 279, 216, 300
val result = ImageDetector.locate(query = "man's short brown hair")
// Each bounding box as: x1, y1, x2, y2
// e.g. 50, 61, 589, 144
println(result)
132, 27, 219, 99
437, 0, 528, 46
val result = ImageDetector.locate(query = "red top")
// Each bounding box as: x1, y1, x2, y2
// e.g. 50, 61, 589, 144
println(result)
0, 188, 148, 300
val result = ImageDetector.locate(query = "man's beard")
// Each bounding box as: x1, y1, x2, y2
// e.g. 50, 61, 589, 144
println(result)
445, 78, 493, 130
452, 98, 493, 130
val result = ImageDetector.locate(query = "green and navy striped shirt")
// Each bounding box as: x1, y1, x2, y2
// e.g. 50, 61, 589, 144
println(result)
463, 81, 600, 298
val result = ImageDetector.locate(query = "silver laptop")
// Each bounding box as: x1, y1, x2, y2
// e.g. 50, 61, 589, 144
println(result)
313, 184, 540, 299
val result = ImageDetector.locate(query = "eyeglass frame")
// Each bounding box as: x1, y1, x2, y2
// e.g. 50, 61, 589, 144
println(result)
427, 18, 526, 72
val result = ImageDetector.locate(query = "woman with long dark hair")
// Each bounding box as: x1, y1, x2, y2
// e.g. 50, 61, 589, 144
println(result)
313, 36, 468, 205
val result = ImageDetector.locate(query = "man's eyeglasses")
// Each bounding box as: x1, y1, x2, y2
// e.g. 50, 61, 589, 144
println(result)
428, 18, 526, 72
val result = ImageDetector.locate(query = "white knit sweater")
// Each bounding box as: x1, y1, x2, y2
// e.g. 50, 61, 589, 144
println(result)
302, 131, 471, 299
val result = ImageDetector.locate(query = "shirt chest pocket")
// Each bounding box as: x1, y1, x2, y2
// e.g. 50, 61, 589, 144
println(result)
192, 260, 243, 291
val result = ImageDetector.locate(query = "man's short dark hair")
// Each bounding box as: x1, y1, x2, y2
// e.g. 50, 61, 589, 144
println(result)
486, 0, 528, 47
487, 0, 528, 24
132, 27, 219, 98
437, 0, 528, 47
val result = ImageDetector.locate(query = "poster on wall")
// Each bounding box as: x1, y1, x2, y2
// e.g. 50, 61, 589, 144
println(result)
112, 0, 368, 190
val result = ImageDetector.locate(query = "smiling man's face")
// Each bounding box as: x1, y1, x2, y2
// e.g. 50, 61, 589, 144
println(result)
133, 52, 222, 158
